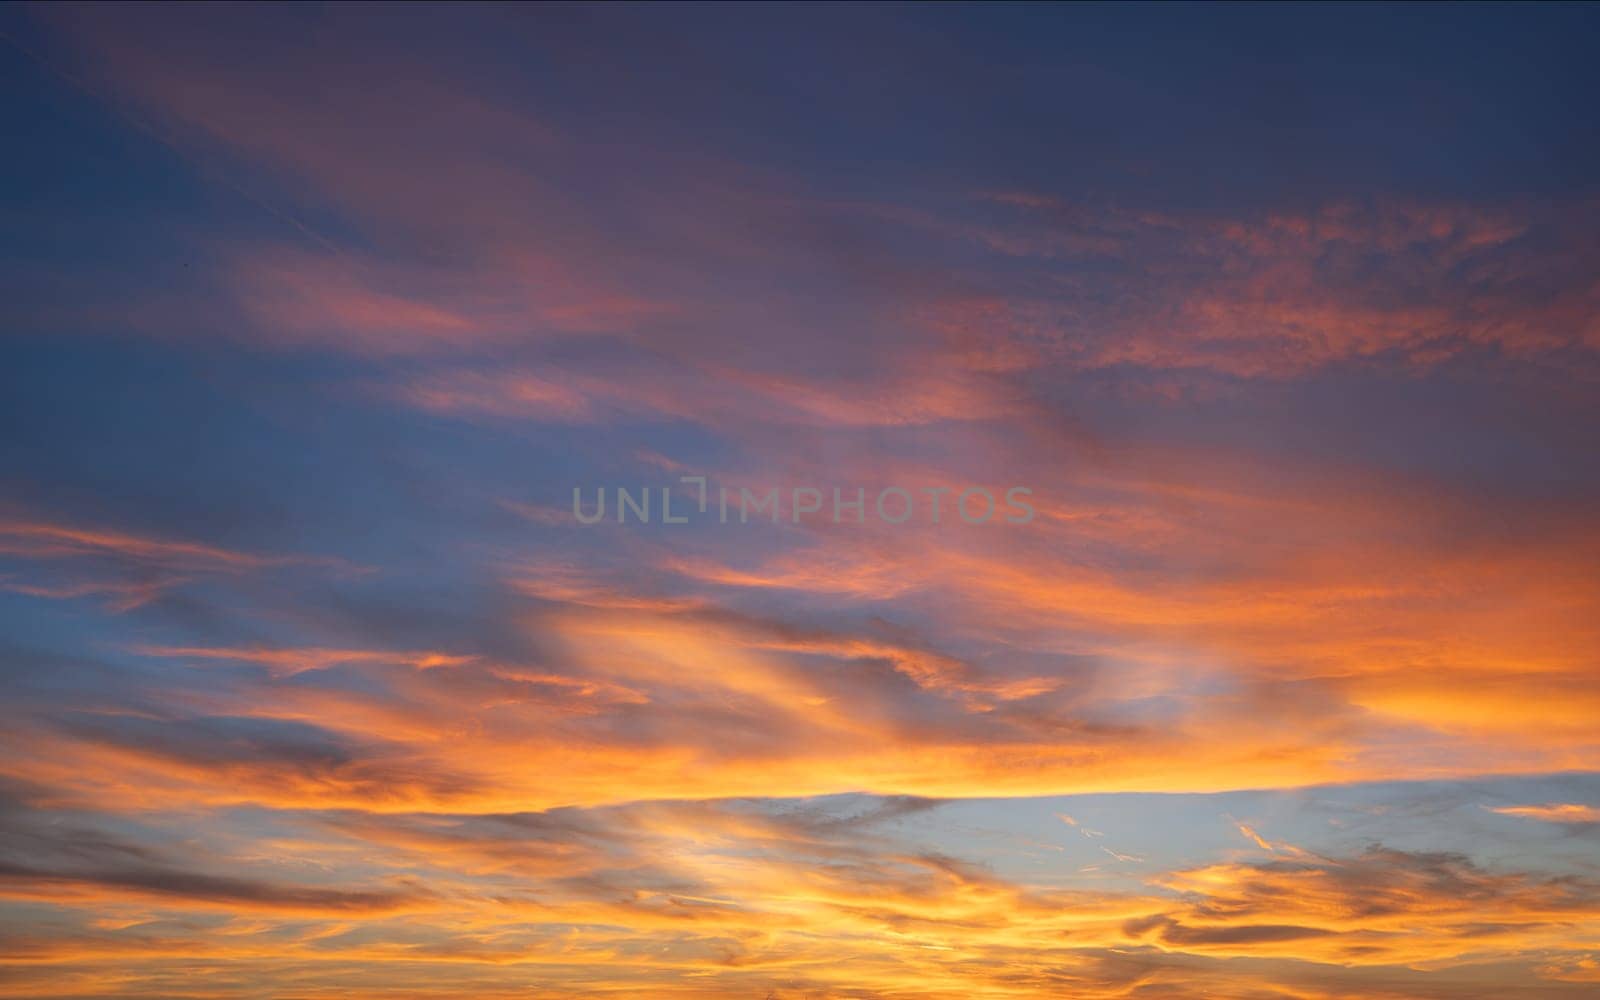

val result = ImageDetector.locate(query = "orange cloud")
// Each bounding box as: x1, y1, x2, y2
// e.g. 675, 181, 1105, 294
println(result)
0, 518, 284, 570
1490, 803, 1600, 824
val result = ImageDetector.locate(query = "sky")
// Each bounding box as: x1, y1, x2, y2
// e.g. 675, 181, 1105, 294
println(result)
2, 3, 1600, 998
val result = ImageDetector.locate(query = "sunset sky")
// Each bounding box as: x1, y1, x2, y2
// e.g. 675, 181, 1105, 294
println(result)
3, 4, 1600, 998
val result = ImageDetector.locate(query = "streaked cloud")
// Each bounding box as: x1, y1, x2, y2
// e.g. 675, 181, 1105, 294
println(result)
1490, 803, 1600, 824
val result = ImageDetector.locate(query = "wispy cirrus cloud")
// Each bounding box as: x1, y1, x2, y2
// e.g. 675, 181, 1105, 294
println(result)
1490, 803, 1600, 824
0, 515, 359, 611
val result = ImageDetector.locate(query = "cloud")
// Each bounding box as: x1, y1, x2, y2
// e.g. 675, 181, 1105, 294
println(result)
0, 796, 426, 916
3, 782, 1597, 998
1135, 846, 1600, 966
1490, 803, 1600, 824
132, 644, 479, 678
0, 514, 357, 612
920, 195, 1600, 379
0, 518, 292, 570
